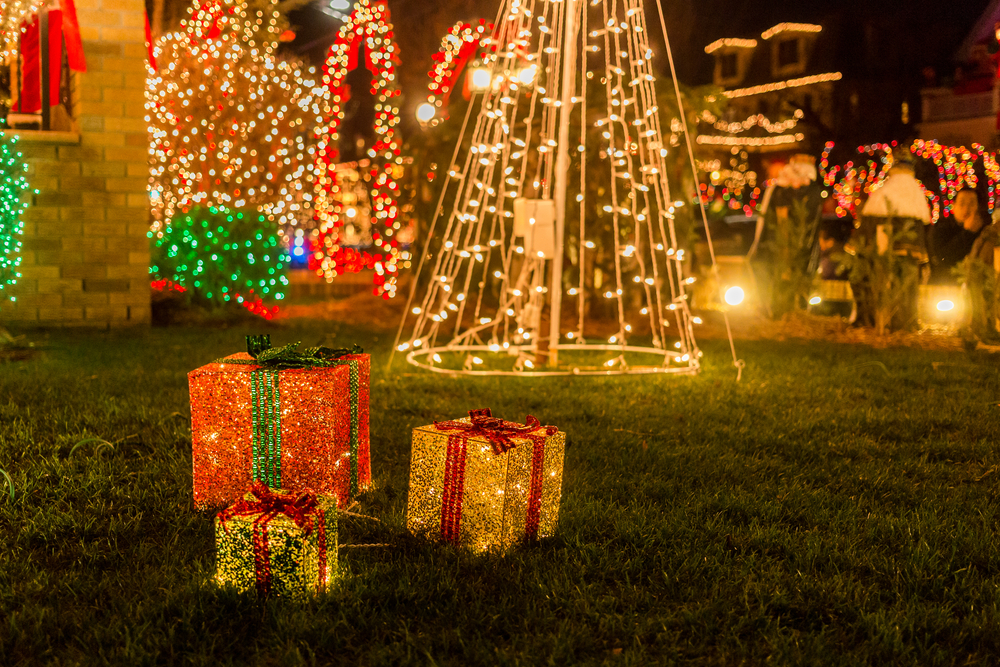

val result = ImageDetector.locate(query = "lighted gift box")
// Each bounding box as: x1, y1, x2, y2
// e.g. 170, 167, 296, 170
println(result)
215, 484, 337, 597
407, 408, 565, 553
190, 335, 370, 509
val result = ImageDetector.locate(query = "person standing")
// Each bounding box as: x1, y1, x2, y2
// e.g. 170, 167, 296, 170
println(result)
930, 188, 987, 283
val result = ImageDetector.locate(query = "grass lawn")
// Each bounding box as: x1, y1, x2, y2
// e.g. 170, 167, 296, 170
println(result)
1, 322, 999, 665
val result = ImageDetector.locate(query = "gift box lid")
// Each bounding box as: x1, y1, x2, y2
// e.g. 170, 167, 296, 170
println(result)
416, 410, 561, 454
216, 487, 338, 532
189, 352, 368, 378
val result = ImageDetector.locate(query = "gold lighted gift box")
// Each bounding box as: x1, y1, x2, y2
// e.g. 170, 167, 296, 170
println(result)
215, 484, 337, 598
407, 409, 566, 554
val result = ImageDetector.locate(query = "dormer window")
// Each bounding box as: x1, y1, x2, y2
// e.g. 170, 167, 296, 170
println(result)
705, 38, 757, 87
720, 52, 738, 80
761, 23, 821, 78
777, 38, 800, 69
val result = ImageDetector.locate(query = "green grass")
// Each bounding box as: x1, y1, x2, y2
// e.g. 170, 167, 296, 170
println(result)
1, 323, 999, 665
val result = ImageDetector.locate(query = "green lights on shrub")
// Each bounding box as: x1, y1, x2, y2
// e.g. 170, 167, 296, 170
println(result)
150, 207, 289, 307
0, 130, 29, 308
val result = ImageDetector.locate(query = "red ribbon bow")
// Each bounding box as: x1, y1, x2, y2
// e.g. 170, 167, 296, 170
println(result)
218, 482, 323, 533
217, 482, 329, 595
434, 408, 557, 456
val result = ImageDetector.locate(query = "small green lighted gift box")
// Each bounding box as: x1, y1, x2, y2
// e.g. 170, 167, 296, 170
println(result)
215, 484, 337, 597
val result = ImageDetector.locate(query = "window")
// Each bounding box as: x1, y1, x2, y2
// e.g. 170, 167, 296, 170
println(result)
2, 8, 78, 131
777, 39, 800, 69
720, 52, 738, 80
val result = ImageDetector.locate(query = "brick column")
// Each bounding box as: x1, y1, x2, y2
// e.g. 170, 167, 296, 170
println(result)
2, 0, 151, 328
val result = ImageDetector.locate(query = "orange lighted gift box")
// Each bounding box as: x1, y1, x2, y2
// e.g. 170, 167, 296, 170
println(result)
189, 335, 370, 509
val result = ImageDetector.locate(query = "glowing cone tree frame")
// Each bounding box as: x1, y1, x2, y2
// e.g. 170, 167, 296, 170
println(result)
394, 0, 740, 376
312, 0, 403, 299
146, 0, 321, 233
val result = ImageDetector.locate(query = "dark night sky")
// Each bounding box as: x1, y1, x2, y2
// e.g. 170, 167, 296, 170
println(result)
444, 0, 996, 84
284, 0, 995, 85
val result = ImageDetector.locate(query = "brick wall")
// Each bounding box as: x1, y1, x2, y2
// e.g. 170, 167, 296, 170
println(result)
1, 0, 150, 328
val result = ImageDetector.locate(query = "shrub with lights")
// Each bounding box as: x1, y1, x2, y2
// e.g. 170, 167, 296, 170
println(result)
312, 0, 404, 299
146, 0, 321, 250
150, 207, 287, 319
0, 129, 28, 313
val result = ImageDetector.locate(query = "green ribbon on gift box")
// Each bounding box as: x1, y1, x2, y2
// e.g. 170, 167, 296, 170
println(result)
216, 335, 363, 495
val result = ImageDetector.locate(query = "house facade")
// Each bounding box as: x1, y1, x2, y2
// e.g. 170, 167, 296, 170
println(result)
1, 0, 150, 328
917, 0, 1000, 148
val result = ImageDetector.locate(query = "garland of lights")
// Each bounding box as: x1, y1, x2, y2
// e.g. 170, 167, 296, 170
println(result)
312, 0, 403, 299
699, 108, 803, 135
146, 0, 321, 235
723, 72, 842, 99
0, 130, 29, 307
420, 20, 494, 124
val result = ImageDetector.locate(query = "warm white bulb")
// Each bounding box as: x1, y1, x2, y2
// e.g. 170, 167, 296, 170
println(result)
724, 286, 745, 306
415, 102, 436, 123
469, 67, 492, 91
937, 299, 955, 312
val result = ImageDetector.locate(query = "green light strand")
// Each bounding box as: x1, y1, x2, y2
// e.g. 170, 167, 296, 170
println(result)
0, 129, 29, 308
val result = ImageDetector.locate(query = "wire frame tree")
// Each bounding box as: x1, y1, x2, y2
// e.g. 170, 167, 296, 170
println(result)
394, 0, 736, 376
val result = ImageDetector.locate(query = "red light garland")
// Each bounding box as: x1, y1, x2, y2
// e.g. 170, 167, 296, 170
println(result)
424, 20, 494, 122
312, 0, 403, 299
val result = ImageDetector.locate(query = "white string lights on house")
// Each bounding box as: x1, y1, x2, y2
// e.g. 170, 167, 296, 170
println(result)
312, 0, 404, 299
723, 72, 842, 99
700, 108, 803, 135
696, 133, 804, 147
0, 0, 45, 60
760, 23, 823, 40
394, 0, 732, 377
703, 38, 757, 54
146, 0, 322, 235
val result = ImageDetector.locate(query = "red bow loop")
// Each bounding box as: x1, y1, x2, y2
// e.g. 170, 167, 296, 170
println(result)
434, 408, 556, 455
217, 482, 322, 534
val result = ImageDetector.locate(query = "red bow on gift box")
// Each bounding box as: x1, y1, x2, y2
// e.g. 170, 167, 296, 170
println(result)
217, 483, 330, 595
434, 408, 557, 456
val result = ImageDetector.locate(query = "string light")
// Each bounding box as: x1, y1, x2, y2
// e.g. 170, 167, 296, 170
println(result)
0, 0, 46, 60
722, 72, 842, 99
704, 38, 757, 54
0, 130, 28, 305
422, 20, 495, 124
312, 0, 403, 299
760, 23, 823, 40
696, 133, 803, 147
